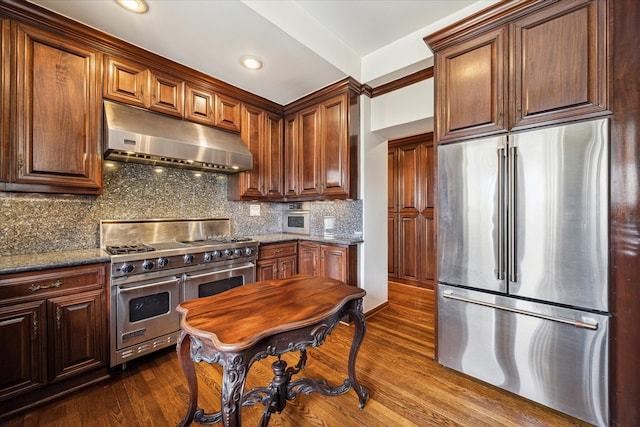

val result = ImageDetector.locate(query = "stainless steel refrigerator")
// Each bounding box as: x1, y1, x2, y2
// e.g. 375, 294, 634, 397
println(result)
437, 118, 609, 426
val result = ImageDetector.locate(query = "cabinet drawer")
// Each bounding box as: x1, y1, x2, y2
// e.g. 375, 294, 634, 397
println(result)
0, 264, 106, 303
258, 242, 297, 260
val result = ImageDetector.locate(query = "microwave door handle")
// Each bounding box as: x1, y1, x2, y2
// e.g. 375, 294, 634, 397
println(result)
118, 277, 180, 293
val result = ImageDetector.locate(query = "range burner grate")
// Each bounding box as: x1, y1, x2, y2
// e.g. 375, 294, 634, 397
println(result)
106, 244, 156, 255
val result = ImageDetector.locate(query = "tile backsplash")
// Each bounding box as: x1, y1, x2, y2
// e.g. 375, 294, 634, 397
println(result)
0, 161, 362, 256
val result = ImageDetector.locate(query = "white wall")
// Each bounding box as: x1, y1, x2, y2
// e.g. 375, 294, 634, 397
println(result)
359, 78, 434, 313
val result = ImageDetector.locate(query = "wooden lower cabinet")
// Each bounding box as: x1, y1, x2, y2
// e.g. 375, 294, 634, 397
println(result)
297, 241, 357, 286
257, 241, 297, 281
0, 263, 109, 419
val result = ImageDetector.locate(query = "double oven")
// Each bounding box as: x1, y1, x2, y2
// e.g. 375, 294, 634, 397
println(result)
102, 219, 258, 367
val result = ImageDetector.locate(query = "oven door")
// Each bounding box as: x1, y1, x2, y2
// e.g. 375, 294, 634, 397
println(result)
183, 262, 256, 301
115, 275, 181, 350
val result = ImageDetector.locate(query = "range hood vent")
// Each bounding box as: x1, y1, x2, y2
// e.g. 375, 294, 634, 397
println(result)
103, 101, 252, 173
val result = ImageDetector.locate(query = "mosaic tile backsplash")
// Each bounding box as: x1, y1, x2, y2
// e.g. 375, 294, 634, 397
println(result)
0, 161, 362, 256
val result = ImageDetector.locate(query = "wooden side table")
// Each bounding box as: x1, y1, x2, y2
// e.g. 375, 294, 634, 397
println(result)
175, 275, 368, 427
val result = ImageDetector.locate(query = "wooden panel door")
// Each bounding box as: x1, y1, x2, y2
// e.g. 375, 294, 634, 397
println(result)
184, 84, 215, 125
297, 242, 319, 276
511, 0, 607, 129
435, 26, 508, 143
48, 289, 106, 383
263, 112, 284, 198
257, 259, 277, 282
238, 104, 263, 198
319, 94, 349, 197
283, 114, 299, 197
279, 255, 297, 279
214, 94, 241, 133
1, 19, 8, 184
104, 55, 148, 107
398, 214, 420, 282
0, 300, 47, 401
149, 71, 184, 117
320, 244, 348, 283
13, 22, 101, 193
297, 105, 321, 197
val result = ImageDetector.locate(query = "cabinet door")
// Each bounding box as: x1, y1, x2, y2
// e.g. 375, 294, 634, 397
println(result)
263, 112, 284, 198
214, 94, 241, 133
297, 242, 319, 276
319, 94, 349, 197
149, 71, 184, 117
257, 259, 277, 282
48, 289, 106, 383
320, 245, 348, 283
237, 104, 264, 198
511, 0, 607, 129
104, 56, 148, 107
13, 22, 101, 193
398, 214, 420, 283
279, 255, 297, 279
184, 84, 215, 125
297, 105, 321, 197
283, 114, 299, 197
0, 300, 47, 400
435, 26, 508, 142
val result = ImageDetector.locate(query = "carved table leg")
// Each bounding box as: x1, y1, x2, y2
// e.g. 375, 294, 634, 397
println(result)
220, 354, 249, 427
177, 332, 198, 427
347, 298, 369, 409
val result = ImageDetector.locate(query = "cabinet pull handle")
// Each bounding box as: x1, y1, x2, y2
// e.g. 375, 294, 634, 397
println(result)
33, 311, 38, 335
29, 280, 63, 292
56, 306, 62, 330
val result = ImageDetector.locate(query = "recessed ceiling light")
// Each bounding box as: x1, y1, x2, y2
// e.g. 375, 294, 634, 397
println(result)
240, 55, 263, 70
115, 0, 149, 14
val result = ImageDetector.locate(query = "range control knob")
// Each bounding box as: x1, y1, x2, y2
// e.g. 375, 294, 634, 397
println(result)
213, 250, 223, 258
245, 247, 254, 256
234, 249, 243, 257
157, 257, 169, 267
184, 254, 194, 264
224, 249, 233, 257
204, 253, 213, 262
121, 263, 134, 274
142, 260, 154, 270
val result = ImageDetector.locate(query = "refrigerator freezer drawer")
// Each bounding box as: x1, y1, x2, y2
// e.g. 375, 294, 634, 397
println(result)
438, 284, 609, 426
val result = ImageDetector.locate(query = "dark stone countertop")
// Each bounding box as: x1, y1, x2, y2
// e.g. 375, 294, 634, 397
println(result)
0, 234, 363, 275
0, 248, 110, 276
249, 233, 364, 246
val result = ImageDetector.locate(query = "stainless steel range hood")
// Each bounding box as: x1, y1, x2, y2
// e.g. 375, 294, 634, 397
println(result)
103, 100, 252, 173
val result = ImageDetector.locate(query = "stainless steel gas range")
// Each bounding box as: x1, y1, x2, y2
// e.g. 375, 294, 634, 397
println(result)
101, 218, 258, 367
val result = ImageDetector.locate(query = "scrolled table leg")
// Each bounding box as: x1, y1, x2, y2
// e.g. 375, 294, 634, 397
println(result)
221, 354, 249, 427
177, 332, 198, 427
346, 298, 369, 409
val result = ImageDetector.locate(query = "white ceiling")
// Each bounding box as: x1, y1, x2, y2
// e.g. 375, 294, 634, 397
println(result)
28, 0, 496, 105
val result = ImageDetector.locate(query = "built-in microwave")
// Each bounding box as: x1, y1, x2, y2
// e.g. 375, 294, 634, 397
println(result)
282, 202, 310, 234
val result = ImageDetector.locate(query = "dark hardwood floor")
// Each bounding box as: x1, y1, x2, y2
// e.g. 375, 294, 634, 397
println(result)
2, 282, 590, 426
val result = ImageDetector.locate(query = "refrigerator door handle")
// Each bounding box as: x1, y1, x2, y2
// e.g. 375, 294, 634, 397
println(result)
508, 144, 518, 283
497, 144, 506, 280
442, 290, 599, 330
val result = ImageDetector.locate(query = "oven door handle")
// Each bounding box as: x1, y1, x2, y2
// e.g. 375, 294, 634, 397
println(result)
184, 263, 255, 280
118, 277, 180, 293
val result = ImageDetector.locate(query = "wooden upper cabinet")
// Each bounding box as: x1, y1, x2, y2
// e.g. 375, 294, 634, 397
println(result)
149, 71, 184, 117
104, 55, 184, 117
184, 83, 214, 125
510, 0, 608, 129
104, 56, 148, 108
435, 26, 508, 143
11, 22, 101, 193
286, 92, 355, 201
228, 105, 283, 200
428, 0, 608, 142
214, 93, 241, 133
319, 94, 349, 197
